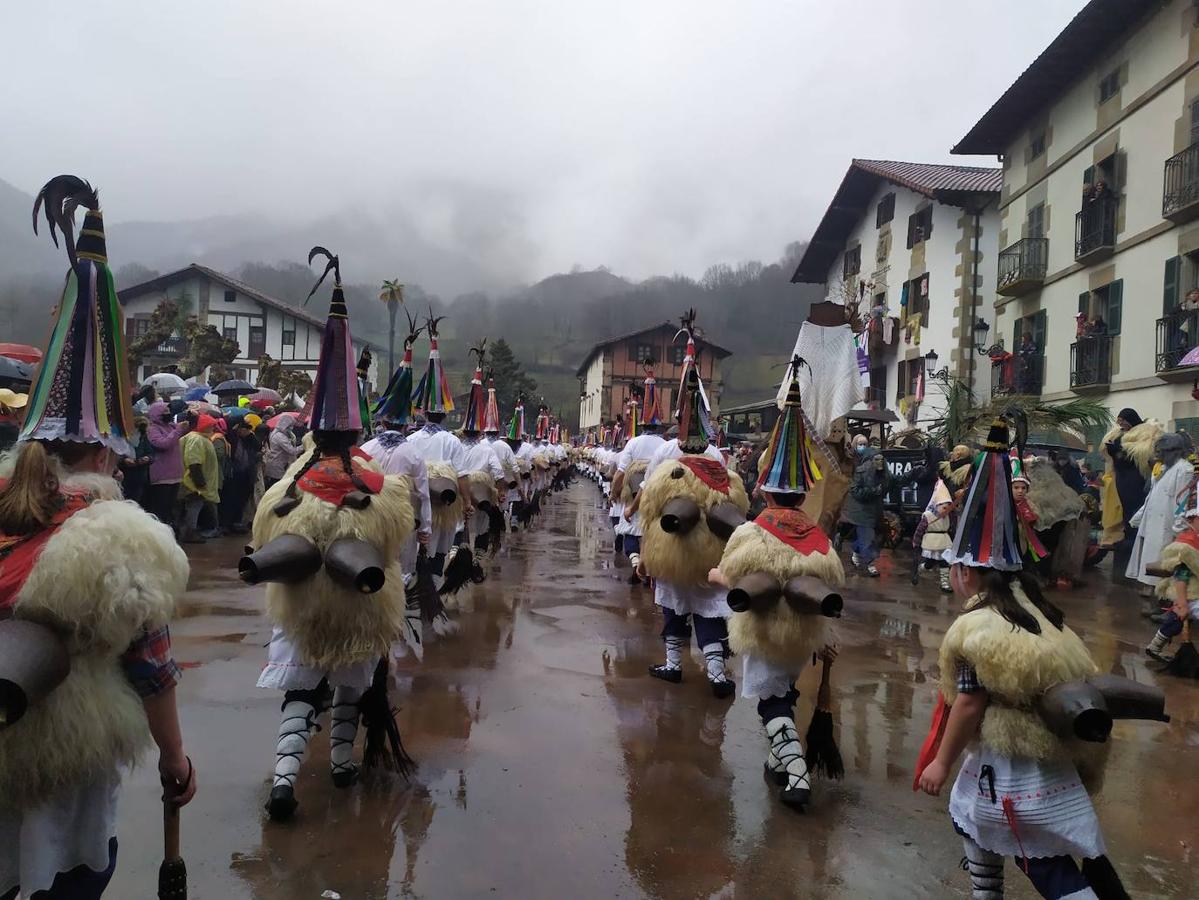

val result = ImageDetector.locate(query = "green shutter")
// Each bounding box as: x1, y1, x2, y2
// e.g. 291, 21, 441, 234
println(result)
1164, 256, 1181, 313
1079, 291, 1089, 315
1083, 165, 1094, 185
1107, 280, 1122, 335
1034, 309, 1047, 348
1013, 317, 1023, 348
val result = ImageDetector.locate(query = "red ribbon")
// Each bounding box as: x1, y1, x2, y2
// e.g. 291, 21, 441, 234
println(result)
298, 448, 385, 506
756, 507, 830, 555
680, 457, 730, 494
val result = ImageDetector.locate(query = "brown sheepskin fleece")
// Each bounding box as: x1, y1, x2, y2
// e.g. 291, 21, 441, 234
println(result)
940, 585, 1101, 773
619, 459, 649, 505
721, 521, 844, 667
639, 457, 749, 586
1, 492, 187, 807
1102, 421, 1164, 479
1026, 458, 1084, 528
252, 455, 415, 671
426, 460, 465, 532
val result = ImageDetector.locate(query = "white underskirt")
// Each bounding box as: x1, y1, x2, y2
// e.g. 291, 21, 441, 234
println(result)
655, 580, 730, 620
257, 627, 381, 691
741, 654, 797, 700
949, 746, 1105, 860
0, 769, 120, 896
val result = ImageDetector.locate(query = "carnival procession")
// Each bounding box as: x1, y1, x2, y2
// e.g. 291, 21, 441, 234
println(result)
3, 2, 1199, 898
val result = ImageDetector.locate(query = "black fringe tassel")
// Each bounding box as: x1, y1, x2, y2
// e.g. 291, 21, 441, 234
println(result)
360, 658, 415, 778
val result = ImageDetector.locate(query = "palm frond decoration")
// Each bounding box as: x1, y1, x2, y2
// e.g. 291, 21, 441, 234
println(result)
379, 279, 404, 305
929, 376, 1111, 449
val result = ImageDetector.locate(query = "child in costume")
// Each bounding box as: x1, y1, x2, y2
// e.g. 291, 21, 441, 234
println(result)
1144, 486, 1199, 666
709, 356, 845, 810
916, 418, 1145, 899
1, 176, 195, 898
1011, 463, 1049, 573
911, 479, 955, 592
244, 249, 417, 822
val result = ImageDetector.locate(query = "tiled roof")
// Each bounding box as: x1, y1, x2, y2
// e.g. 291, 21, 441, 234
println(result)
573, 321, 731, 377
953, 0, 1158, 155
791, 159, 1001, 284
852, 159, 1002, 197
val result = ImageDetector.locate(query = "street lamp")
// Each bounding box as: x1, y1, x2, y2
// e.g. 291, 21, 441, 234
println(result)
924, 349, 950, 384
971, 317, 1004, 356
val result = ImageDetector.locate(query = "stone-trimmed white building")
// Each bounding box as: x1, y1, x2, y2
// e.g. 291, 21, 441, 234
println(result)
954, 0, 1199, 440
791, 159, 1001, 429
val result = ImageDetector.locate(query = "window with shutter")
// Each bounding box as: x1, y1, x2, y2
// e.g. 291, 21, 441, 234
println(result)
876, 193, 895, 227
1164, 257, 1182, 313
1033, 310, 1047, 348
1079, 291, 1090, 316
906, 214, 916, 249
1027, 204, 1045, 239
1191, 100, 1199, 148
1013, 317, 1023, 348
1106, 280, 1122, 335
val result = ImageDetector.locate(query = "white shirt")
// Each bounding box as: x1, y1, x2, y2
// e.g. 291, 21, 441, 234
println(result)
460, 439, 506, 481
406, 425, 467, 474
618, 433, 666, 471
489, 437, 519, 474
361, 431, 433, 535
516, 441, 536, 462
645, 438, 723, 478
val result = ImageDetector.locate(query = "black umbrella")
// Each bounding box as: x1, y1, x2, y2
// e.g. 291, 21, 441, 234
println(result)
213, 379, 255, 396
0, 356, 33, 388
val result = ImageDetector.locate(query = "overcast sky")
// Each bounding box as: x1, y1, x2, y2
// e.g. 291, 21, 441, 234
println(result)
5, 1, 1083, 292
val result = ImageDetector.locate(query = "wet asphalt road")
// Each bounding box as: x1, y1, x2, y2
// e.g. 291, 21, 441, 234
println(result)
106, 479, 1199, 899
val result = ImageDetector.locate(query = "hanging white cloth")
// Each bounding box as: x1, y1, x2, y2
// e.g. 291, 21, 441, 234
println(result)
776, 321, 864, 435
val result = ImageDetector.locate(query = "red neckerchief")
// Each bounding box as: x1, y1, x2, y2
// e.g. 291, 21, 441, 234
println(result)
0, 483, 93, 611
755, 506, 830, 555
297, 448, 385, 507
1175, 529, 1199, 553
680, 456, 730, 494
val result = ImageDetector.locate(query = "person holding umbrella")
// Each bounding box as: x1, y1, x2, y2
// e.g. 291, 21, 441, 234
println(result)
146, 401, 192, 531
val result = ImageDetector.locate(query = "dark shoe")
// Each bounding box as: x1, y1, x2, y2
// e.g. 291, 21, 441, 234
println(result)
710, 679, 735, 699
1149, 612, 1166, 625
780, 785, 811, 811
267, 784, 297, 821
627, 573, 642, 585
649, 665, 682, 683
331, 764, 359, 788
180, 532, 206, 545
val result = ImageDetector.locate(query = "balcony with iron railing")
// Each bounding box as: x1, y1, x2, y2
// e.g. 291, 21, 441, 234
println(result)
1070, 334, 1113, 391
1163, 144, 1199, 223
1074, 194, 1118, 264
1155, 308, 1199, 379
991, 352, 1044, 397
996, 238, 1048, 297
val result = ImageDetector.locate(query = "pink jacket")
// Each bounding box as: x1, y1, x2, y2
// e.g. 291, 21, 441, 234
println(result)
147, 402, 190, 484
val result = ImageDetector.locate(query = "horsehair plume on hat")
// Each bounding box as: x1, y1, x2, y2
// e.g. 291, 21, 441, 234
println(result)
303, 245, 362, 432
305, 245, 341, 304
757, 354, 821, 495
23, 175, 135, 455
626, 383, 641, 439
373, 308, 424, 425
463, 339, 487, 431
33, 175, 101, 267
944, 415, 1022, 571
414, 309, 454, 414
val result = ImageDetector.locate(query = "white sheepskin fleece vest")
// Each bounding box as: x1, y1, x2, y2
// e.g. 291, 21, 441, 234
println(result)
1154, 537, 1199, 601
252, 454, 415, 672
0, 494, 188, 807
639, 457, 749, 587
722, 519, 844, 667
426, 460, 464, 532
939, 584, 1098, 762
